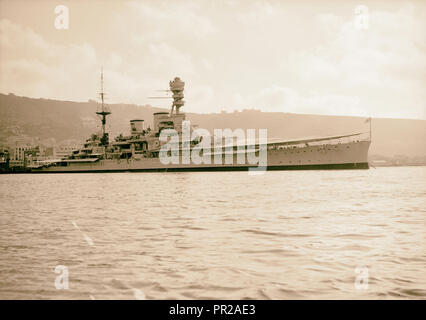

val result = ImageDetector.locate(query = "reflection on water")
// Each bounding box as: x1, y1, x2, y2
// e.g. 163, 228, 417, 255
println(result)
0, 167, 425, 299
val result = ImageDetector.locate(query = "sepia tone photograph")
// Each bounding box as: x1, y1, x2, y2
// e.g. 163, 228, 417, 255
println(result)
0, 0, 425, 307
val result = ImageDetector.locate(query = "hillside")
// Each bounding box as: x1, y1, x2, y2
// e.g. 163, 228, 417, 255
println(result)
0, 93, 425, 160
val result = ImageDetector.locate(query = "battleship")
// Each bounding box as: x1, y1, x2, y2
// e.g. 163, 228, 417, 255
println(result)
26, 73, 370, 173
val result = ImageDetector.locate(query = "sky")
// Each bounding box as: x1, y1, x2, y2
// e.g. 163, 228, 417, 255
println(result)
0, 0, 425, 119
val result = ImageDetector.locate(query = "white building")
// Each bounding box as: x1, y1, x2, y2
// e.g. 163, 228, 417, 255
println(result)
12, 145, 32, 161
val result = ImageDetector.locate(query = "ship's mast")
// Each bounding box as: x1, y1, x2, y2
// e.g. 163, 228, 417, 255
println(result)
96, 67, 111, 145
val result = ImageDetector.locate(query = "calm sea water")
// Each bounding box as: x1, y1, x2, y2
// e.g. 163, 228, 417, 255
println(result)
0, 167, 425, 300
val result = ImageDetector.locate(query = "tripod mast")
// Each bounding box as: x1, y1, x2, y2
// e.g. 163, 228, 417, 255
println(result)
96, 67, 111, 146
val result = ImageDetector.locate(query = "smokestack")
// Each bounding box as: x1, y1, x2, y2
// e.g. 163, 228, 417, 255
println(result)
130, 119, 144, 135
153, 112, 169, 133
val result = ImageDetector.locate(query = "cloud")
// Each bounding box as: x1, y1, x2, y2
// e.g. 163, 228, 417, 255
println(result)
0, 1, 424, 119
185, 84, 215, 112
285, 5, 426, 118
126, 1, 216, 40
232, 85, 364, 116
95, 1, 217, 108
0, 19, 98, 100
0, 17, 200, 108
236, 1, 277, 24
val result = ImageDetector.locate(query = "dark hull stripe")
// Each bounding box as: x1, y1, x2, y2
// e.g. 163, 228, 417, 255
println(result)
2, 162, 369, 173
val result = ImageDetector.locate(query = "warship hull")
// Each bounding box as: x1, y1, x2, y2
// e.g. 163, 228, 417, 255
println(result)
30, 140, 370, 173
